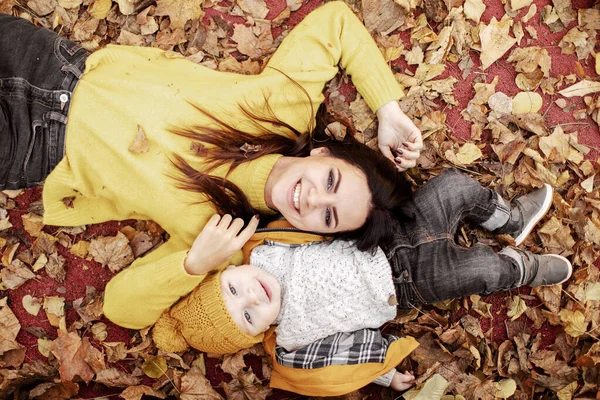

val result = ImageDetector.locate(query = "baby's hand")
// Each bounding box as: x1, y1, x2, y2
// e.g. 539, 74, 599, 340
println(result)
185, 214, 259, 275
390, 370, 415, 392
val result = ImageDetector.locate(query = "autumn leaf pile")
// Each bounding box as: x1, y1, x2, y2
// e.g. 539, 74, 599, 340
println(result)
1, 0, 599, 398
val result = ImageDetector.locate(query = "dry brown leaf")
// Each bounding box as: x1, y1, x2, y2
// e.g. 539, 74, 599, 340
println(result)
22, 212, 44, 238
89, 232, 134, 272
237, 0, 269, 19
50, 330, 95, 383
559, 80, 600, 97
181, 366, 224, 399
479, 17, 517, 70
43, 296, 65, 328
129, 125, 150, 153
231, 22, 273, 59
95, 368, 141, 387
120, 385, 167, 400
506, 295, 527, 321
363, 0, 408, 35
155, 0, 203, 29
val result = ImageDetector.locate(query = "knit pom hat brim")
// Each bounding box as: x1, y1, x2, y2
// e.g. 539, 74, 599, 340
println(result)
153, 270, 263, 354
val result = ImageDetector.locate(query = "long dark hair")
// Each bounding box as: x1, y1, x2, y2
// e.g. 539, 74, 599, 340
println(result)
171, 94, 412, 252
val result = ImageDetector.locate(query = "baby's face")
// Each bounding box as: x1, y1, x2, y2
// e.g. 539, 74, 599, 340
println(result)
220, 264, 281, 336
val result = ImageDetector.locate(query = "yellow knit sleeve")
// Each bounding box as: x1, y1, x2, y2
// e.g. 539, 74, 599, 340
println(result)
103, 238, 243, 329
265, 1, 404, 112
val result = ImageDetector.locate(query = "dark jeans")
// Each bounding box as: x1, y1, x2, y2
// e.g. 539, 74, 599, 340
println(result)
388, 169, 522, 307
0, 14, 88, 189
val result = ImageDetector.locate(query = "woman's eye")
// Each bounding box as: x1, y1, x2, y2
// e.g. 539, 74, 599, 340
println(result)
327, 170, 334, 191
229, 285, 237, 296
325, 208, 331, 227
244, 311, 251, 323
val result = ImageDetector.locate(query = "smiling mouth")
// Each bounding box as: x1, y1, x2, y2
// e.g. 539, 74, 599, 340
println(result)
292, 181, 301, 212
259, 279, 271, 302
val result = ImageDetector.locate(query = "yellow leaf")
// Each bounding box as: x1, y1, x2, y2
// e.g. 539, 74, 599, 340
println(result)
88, 0, 112, 19
510, 0, 532, 11
464, 0, 485, 23
456, 143, 483, 164
495, 379, 516, 398
22, 212, 44, 238
70, 241, 90, 258
557, 381, 577, 400
43, 296, 65, 328
0, 217, 13, 231
154, 0, 203, 30
22, 295, 42, 316
129, 125, 150, 154
512, 92, 543, 114
584, 282, 600, 301
596, 53, 600, 75
559, 309, 587, 337
479, 17, 517, 70
404, 374, 449, 400
558, 80, 600, 97
142, 356, 168, 379
581, 174, 595, 193
38, 338, 52, 357
507, 295, 527, 321
32, 254, 48, 272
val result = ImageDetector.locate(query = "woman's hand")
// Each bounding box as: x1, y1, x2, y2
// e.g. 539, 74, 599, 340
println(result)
390, 370, 416, 391
376, 100, 423, 171
184, 214, 259, 275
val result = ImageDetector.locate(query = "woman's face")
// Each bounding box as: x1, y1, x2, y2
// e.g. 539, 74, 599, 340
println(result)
221, 265, 281, 336
265, 148, 372, 233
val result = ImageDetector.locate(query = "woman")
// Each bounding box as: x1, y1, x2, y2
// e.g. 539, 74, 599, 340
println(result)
0, 2, 422, 328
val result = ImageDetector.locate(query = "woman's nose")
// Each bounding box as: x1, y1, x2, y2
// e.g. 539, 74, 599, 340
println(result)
307, 188, 335, 209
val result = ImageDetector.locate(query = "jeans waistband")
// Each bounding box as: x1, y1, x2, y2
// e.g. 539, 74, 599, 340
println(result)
389, 252, 427, 309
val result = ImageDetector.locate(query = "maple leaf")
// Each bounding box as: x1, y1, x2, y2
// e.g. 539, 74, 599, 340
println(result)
88, 232, 134, 272
50, 330, 95, 383
155, 0, 204, 30
29, 381, 80, 399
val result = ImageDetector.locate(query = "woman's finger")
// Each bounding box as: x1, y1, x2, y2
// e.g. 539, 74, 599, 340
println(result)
235, 215, 260, 245
228, 217, 246, 234
217, 213, 233, 228
395, 148, 420, 161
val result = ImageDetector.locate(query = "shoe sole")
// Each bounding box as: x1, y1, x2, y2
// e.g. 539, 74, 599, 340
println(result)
545, 254, 573, 285
514, 183, 553, 246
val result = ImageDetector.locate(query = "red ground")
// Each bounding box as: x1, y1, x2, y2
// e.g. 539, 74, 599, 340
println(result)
3, 0, 600, 398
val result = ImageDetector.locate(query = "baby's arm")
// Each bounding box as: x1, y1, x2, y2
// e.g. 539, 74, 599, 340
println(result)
390, 370, 416, 391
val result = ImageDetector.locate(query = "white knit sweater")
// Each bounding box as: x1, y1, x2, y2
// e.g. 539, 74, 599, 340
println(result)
250, 240, 397, 351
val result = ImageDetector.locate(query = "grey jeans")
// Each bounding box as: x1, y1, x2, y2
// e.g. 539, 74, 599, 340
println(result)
0, 14, 88, 189
387, 168, 522, 307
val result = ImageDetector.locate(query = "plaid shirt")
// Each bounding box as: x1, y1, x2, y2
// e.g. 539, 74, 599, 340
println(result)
275, 328, 399, 368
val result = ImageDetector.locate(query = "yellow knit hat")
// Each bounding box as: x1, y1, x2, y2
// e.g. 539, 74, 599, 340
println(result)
152, 270, 263, 354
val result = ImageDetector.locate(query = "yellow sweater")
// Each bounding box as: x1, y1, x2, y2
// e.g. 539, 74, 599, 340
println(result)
42, 1, 405, 329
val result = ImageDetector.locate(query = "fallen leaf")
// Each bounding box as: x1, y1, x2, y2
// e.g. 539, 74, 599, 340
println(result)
155, 0, 203, 29
559, 80, 600, 97
479, 17, 517, 70
181, 366, 223, 399
89, 232, 134, 272
142, 356, 168, 379
129, 125, 150, 153
512, 92, 543, 114
22, 295, 42, 316
506, 295, 527, 321
120, 385, 167, 400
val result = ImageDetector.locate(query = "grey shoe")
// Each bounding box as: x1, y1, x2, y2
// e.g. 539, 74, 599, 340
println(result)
517, 250, 572, 287
500, 248, 572, 287
507, 184, 553, 246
